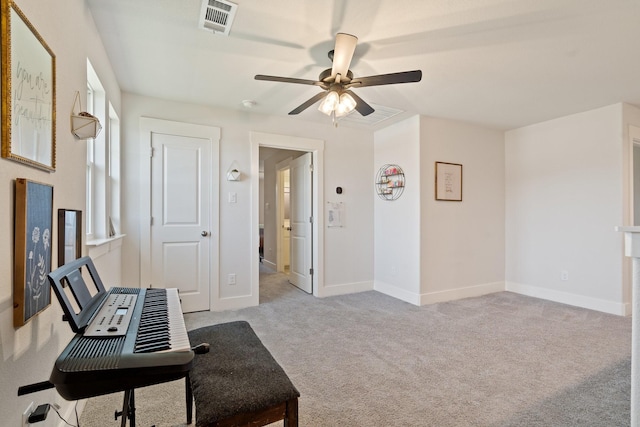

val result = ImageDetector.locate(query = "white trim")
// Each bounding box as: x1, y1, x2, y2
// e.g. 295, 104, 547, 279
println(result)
139, 117, 220, 311
420, 282, 505, 305
250, 132, 324, 304
374, 280, 422, 305
506, 281, 629, 316
375, 280, 505, 306
626, 125, 640, 315
86, 234, 126, 247
262, 259, 277, 272
322, 281, 374, 297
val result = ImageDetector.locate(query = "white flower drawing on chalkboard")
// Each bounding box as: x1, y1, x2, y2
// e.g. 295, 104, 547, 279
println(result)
27, 226, 50, 315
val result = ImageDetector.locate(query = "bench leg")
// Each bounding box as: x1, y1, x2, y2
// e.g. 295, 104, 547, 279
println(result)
284, 398, 298, 427
186, 374, 193, 424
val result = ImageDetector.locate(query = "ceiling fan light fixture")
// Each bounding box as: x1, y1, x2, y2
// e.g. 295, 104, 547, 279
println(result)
255, 33, 422, 122
335, 92, 356, 117
318, 90, 340, 115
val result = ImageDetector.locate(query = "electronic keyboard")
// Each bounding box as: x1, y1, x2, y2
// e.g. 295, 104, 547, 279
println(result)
47, 257, 194, 401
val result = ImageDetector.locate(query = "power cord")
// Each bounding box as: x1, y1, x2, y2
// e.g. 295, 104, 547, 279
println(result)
47, 401, 80, 427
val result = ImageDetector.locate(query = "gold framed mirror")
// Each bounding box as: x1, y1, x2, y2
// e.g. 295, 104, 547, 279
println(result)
1, 0, 56, 171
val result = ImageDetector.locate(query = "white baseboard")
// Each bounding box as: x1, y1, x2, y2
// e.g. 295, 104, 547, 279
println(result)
262, 259, 276, 271
420, 281, 505, 305
320, 280, 374, 298
214, 294, 258, 311
375, 280, 505, 306
374, 281, 422, 305
506, 281, 629, 316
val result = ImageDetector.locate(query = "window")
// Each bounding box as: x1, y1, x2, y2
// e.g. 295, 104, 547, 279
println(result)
108, 103, 121, 236
86, 60, 120, 243
86, 82, 95, 238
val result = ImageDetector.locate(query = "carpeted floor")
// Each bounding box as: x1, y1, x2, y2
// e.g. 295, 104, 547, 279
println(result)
80, 265, 632, 426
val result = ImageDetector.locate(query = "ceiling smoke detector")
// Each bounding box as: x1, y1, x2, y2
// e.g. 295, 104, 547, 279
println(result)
199, 0, 238, 36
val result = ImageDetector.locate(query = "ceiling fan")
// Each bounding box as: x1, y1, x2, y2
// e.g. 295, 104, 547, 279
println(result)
254, 33, 422, 120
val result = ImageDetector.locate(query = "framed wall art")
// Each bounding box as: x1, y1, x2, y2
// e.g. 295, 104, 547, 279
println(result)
57, 209, 82, 267
14, 178, 54, 327
1, 0, 56, 171
435, 162, 462, 201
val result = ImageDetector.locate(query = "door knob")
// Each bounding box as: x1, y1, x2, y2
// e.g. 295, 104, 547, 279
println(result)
201, 231, 209, 237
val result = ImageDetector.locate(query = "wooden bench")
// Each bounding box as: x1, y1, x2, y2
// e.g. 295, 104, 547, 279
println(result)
186, 321, 300, 427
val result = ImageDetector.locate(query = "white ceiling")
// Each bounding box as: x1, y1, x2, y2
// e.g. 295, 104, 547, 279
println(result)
86, 0, 640, 131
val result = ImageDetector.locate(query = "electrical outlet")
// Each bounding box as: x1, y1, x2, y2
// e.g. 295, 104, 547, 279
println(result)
22, 401, 34, 426
228, 273, 236, 285
560, 270, 569, 281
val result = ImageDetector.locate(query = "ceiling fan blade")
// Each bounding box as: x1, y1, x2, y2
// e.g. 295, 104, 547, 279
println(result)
255, 74, 326, 88
347, 70, 422, 88
289, 92, 328, 115
331, 33, 358, 80
345, 90, 375, 116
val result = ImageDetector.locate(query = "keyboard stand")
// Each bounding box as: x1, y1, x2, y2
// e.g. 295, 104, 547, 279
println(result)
115, 388, 136, 427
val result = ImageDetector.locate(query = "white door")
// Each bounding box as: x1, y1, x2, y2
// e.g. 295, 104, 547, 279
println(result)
289, 153, 312, 293
150, 132, 212, 312
277, 167, 291, 273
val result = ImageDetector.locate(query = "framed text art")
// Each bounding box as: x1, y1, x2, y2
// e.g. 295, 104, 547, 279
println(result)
14, 178, 54, 327
435, 162, 462, 201
1, 0, 56, 171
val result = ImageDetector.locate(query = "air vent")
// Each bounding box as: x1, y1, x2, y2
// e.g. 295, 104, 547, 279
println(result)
199, 0, 238, 36
338, 103, 404, 126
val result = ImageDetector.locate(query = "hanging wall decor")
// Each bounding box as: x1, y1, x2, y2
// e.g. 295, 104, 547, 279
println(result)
1, 0, 56, 171
70, 91, 102, 139
14, 178, 54, 327
375, 164, 405, 201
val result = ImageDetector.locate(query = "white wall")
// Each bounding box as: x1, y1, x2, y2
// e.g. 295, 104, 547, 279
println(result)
505, 103, 637, 314
373, 115, 505, 305
0, 0, 120, 425
420, 116, 505, 303
120, 94, 375, 306
373, 116, 422, 302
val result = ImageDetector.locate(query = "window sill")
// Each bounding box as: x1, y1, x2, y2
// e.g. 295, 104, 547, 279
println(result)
86, 234, 126, 247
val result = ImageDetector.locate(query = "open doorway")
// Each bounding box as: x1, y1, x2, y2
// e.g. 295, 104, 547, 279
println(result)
251, 132, 325, 304
259, 147, 308, 294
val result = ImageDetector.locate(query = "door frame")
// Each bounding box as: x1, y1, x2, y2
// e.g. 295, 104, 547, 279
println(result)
626, 125, 640, 311
139, 117, 220, 310
250, 132, 324, 300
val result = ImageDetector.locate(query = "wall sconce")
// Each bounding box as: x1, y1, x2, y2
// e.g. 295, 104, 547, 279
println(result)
70, 91, 102, 139
227, 168, 241, 181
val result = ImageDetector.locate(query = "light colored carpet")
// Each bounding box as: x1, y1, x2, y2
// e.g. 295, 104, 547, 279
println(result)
81, 266, 631, 426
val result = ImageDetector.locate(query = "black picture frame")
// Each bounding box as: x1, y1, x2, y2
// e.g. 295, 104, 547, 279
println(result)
435, 162, 463, 201
57, 209, 82, 267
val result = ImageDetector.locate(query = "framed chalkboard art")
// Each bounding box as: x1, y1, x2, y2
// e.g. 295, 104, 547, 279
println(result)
14, 178, 54, 327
